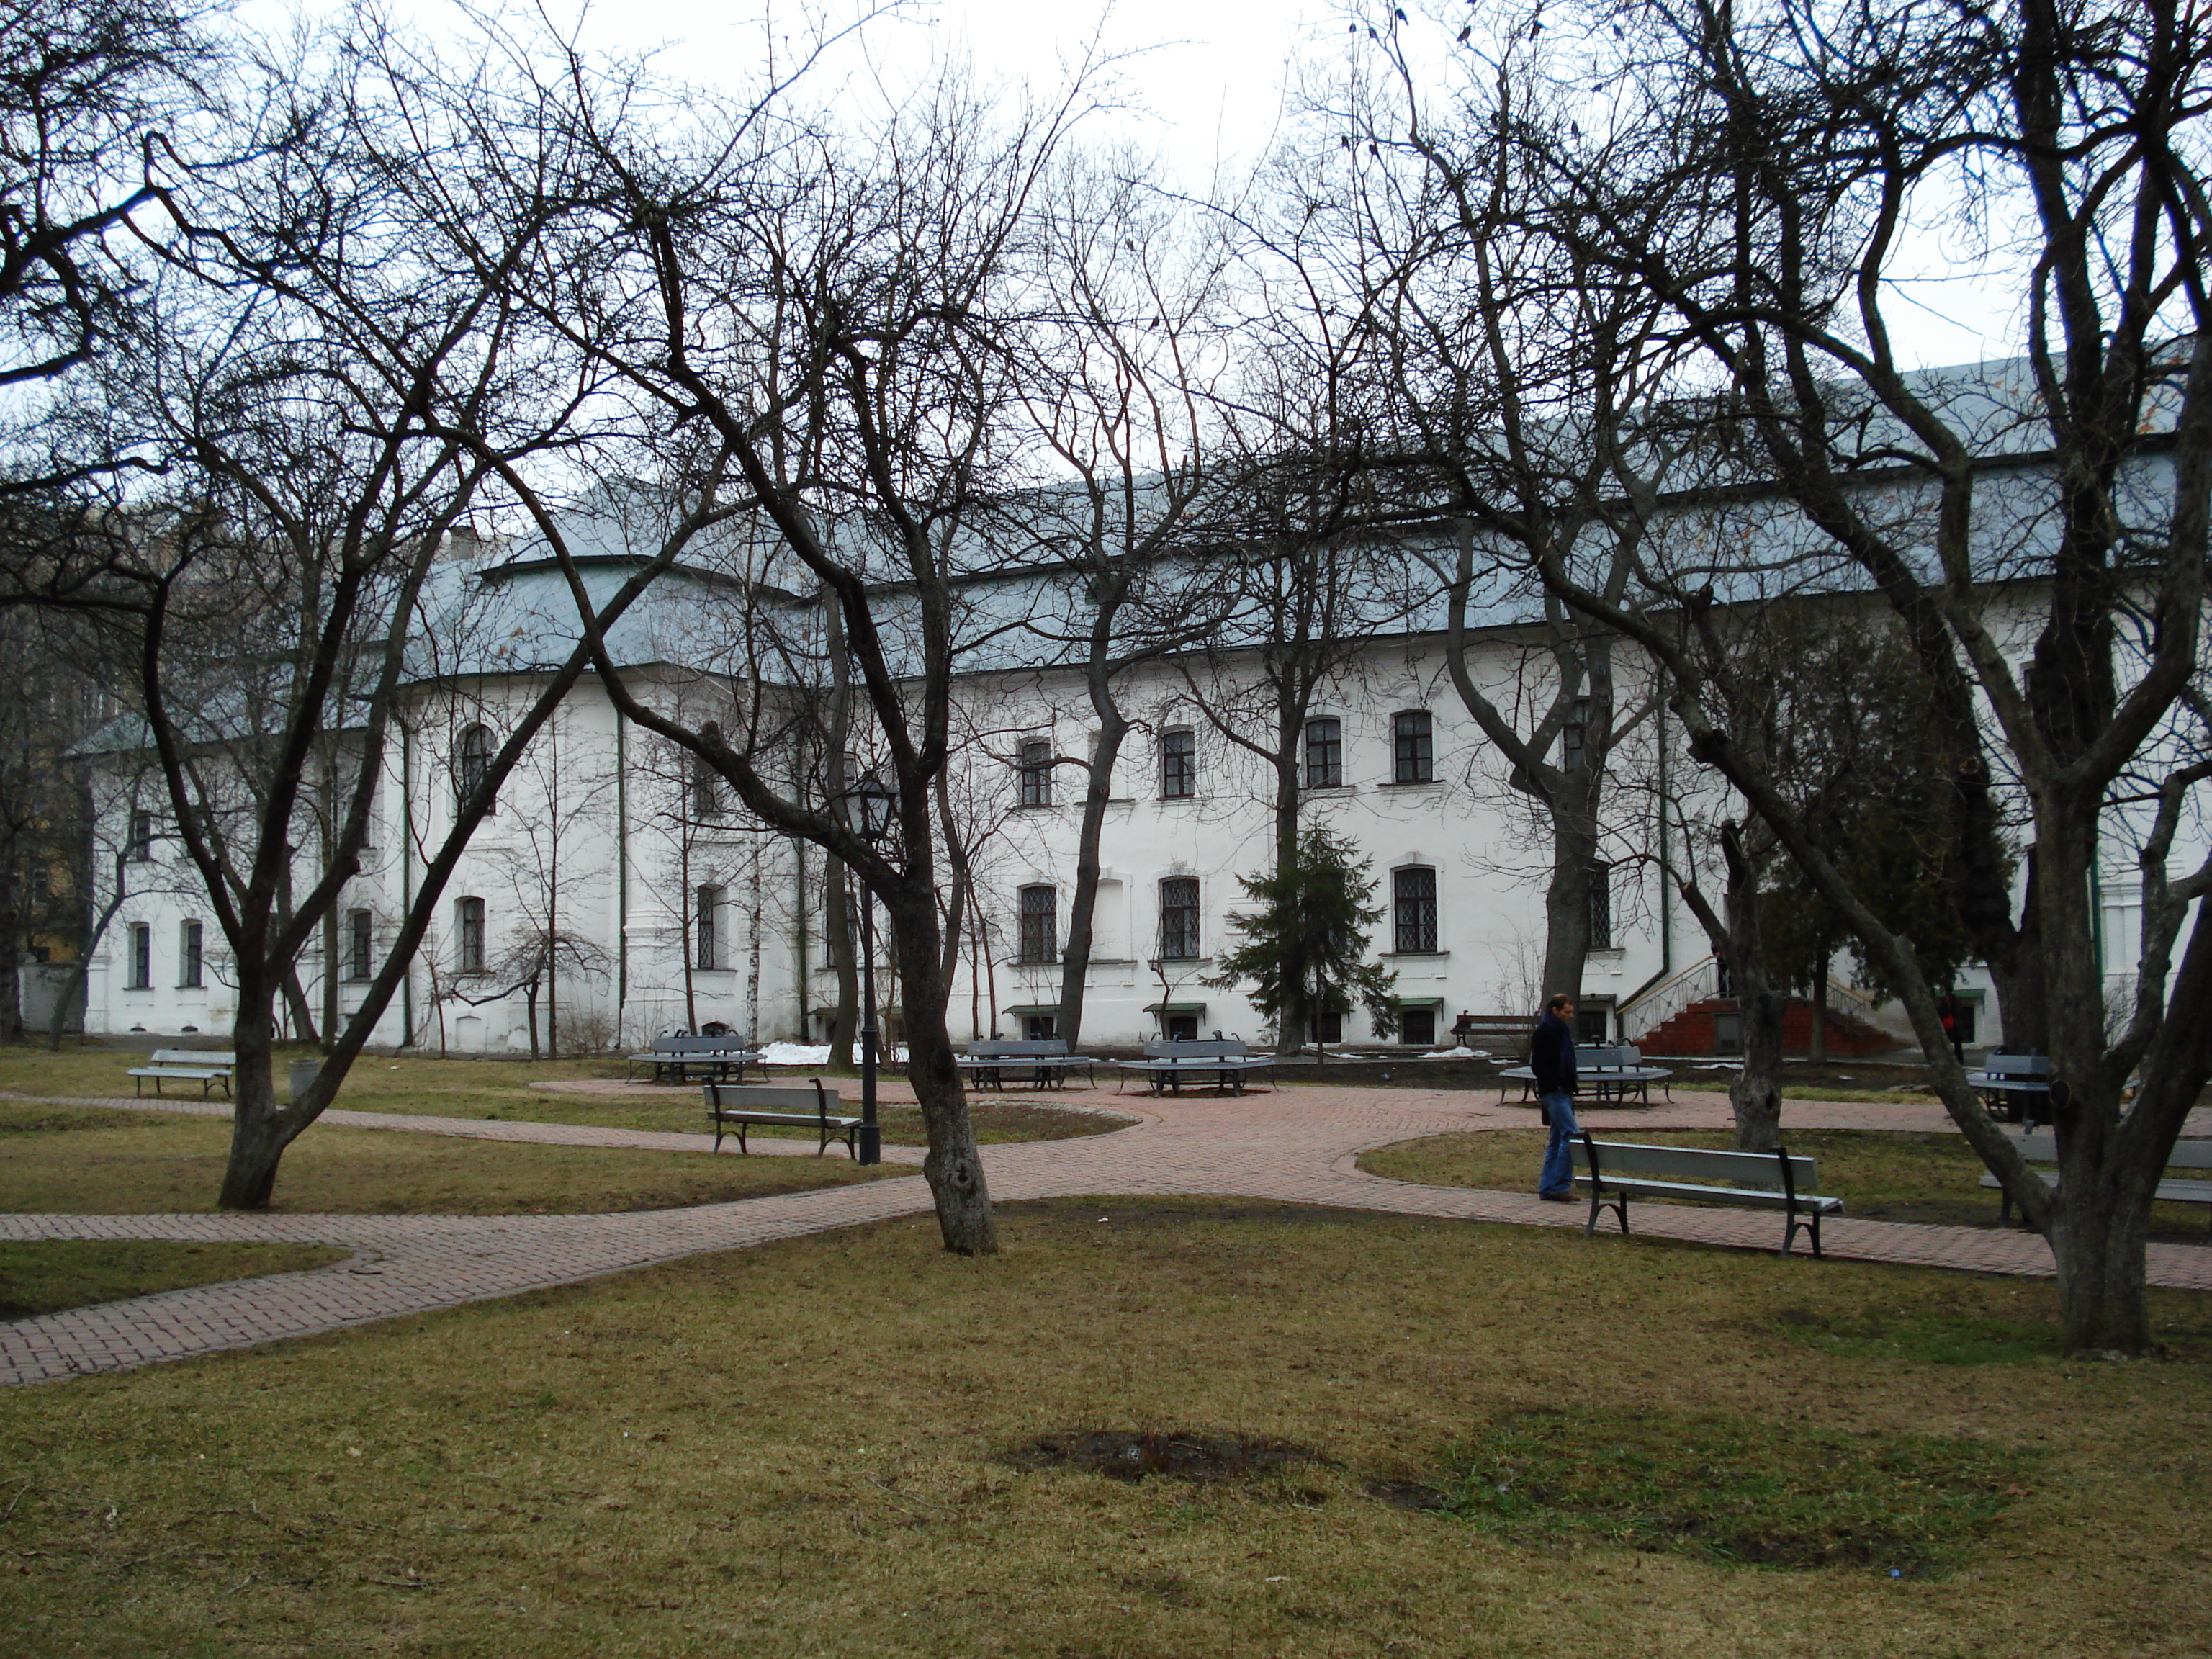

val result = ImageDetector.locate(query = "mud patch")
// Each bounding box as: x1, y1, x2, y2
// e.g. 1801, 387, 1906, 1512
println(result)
1010, 1429, 1323, 1483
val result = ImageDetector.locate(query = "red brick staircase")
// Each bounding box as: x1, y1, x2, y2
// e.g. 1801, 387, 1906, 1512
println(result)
1635, 996, 1896, 1058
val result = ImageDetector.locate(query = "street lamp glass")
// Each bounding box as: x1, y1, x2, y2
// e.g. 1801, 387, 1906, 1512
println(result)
858, 778, 896, 843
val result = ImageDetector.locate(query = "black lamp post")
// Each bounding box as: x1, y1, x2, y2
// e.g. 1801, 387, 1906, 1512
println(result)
851, 776, 896, 1166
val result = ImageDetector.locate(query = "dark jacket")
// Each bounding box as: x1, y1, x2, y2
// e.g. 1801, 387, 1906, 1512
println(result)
1529, 1010, 1578, 1096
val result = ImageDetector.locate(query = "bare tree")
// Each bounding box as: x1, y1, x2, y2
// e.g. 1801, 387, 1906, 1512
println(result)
1502, 0, 2212, 1351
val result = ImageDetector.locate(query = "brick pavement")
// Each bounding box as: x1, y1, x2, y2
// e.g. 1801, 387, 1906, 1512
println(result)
4, 1081, 2208, 1388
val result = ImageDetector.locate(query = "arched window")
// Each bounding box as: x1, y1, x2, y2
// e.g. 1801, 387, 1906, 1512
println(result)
1391, 711, 1434, 783
1017, 885, 1057, 963
1160, 728, 1196, 798
1393, 866, 1438, 954
457, 725, 495, 815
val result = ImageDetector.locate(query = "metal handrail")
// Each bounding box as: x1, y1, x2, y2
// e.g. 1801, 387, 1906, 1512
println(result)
1617, 955, 1719, 1040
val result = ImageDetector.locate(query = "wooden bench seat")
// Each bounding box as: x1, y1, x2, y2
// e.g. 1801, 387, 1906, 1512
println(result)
957, 1038, 1099, 1090
1979, 1132, 2212, 1229
1572, 1133, 1843, 1256
128, 1049, 238, 1099
703, 1080, 860, 1157
628, 1035, 764, 1084
1967, 1053, 2051, 1125
1500, 1045, 1672, 1105
1113, 1039, 1277, 1096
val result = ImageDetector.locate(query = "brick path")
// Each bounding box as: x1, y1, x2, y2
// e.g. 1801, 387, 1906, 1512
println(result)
4, 1082, 2209, 1387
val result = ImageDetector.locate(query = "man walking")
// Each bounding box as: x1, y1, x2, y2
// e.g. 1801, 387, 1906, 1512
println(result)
1532, 993, 1579, 1201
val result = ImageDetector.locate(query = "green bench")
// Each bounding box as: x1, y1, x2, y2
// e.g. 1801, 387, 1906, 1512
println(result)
703, 1080, 861, 1157
1573, 1133, 1843, 1256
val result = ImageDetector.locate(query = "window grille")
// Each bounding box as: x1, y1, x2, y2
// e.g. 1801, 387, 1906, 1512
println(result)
127, 922, 151, 989
346, 910, 373, 981
457, 725, 495, 814
1303, 718, 1343, 788
1393, 866, 1439, 953
457, 896, 485, 972
1392, 711, 1434, 783
1017, 885, 1057, 963
1159, 877, 1200, 961
696, 886, 723, 971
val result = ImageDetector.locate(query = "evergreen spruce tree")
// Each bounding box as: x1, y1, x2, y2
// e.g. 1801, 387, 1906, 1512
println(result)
1209, 824, 1397, 1054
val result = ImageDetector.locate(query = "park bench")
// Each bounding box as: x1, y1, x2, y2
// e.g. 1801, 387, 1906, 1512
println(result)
1981, 1131, 2212, 1230
1113, 1038, 1277, 1096
128, 1048, 237, 1099
703, 1079, 861, 1157
1499, 1043, 1672, 1106
626, 1034, 765, 1085
1571, 1133, 1843, 1256
1968, 1053, 2051, 1125
956, 1038, 1099, 1091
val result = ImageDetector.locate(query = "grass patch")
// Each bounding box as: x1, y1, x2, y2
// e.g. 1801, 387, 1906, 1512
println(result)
1770, 1298, 2062, 1366
1, 1200, 2207, 1657
0, 1239, 348, 1320
1439, 1408, 2035, 1573
1359, 1125, 2212, 1238
0, 1046, 1124, 1145
0, 1100, 901, 1215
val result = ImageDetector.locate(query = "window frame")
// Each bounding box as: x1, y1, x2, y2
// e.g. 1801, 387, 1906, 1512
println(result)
1303, 716, 1344, 789
1016, 739, 1053, 808
128, 809, 155, 862
1393, 866, 1439, 954
696, 884, 723, 971
457, 724, 496, 815
346, 909, 373, 981
456, 896, 486, 974
1158, 876, 1200, 962
1391, 710, 1434, 784
127, 922, 152, 989
180, 919, 204, 989
1017, 884, 1058, 964
1159, 727, 1197, 799
1587, 861, 1613, 950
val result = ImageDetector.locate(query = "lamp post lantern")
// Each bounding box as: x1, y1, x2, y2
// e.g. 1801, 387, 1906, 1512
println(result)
851, 777, 896, 1166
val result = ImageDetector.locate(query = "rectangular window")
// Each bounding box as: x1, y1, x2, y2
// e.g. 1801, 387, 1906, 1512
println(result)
1024, 1013, 1057, 1041
1304, 717, 1343, 788
1018, 885, 1057, 964
1308, 1007, 1344, 1044
1392, 711, 1434, 783
1159, 877, 1200, 961
1401, 1007, 1437, 1046
1588, 863, 1612, 950
346, 909, 373, 981
1017, 739, 1053, 807
130, 810, 155, 861
1393, 866, 1439, 953
1161, 729, 1196, 799
1562, 695, 1593, 773
127, 922, 151, 989
457, 896, 485, 973
180, 920, 204, 989
696, 885, 722, 971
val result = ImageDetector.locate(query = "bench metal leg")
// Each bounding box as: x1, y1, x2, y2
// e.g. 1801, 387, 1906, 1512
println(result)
1782, 1205, 1822, 1257
1585, 1186, 1629, 1237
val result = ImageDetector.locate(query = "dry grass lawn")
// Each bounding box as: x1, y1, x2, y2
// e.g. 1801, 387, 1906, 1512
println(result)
0, 1047, 1125, 1145
0, 1102, 898, 1215
2, 1199, 2208, 1658
1361, 1126, 2212, 1239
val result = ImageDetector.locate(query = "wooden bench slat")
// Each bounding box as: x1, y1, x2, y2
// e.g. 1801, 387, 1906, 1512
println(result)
703, 1080, 858, 1159
1572, 1133, 1836, 1255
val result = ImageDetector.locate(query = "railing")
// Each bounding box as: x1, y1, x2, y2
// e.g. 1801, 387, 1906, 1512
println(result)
1618, 955, 1719, 1041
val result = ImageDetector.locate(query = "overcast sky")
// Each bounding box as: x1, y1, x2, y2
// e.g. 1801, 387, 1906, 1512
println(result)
254, 0, 2020, 367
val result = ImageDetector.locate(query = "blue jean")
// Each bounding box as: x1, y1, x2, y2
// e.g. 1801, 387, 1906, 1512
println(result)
1539, 1090, 1580, 1195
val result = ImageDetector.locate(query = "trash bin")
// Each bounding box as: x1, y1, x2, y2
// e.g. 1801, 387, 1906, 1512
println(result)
288, 1059, 322, 1102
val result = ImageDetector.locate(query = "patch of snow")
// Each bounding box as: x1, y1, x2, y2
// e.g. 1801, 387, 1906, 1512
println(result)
1423, 1046, 1482, 1059
758, 1040, 906, 1066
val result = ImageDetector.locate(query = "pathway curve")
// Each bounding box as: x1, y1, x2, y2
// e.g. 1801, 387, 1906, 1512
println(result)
4, 1082, 2209, 1387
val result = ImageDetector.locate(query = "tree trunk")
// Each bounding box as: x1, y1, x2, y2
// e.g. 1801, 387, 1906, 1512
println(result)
1722, 824, 1784, 1152
281, 967, 318, 1046
1809, 952, 1830, 1065
883, 880, 995, 1256
0, 884, 22, 1045
524, 979, 541, 1060
1056, 703, 1128, 1051
218, 994, 300, 1210
1539, 810, 1596, 1006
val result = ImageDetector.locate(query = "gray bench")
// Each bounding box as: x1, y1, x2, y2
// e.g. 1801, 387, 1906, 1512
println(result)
129, 1048, 237, 1098
703, 1080, 861, 1157
1113, 1038, 1277, 1096
1573, 1133, 1843, 1256
1969, 1053, 2051, 1125
628, 1035, 765, 1084
1501, 1044, 1672, 1105
957, 1038, 1099, 1090
1982, 1132, 2212, 1229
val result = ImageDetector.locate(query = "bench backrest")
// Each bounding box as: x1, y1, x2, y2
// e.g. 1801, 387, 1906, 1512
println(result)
148, 1049, 235, 1066
2005, 1132, 2212, 1172
658, 1035, 750, 1055
1986, 1053, 2051, 1080
1580, 1045, 1637, 1070
1143, 1038, 1246, 1059
705, 1081, 840, 1114
1573, 1136, 1820, 1193
968, 1039, 1071, 1058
